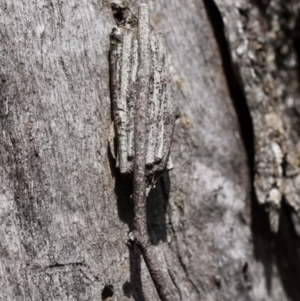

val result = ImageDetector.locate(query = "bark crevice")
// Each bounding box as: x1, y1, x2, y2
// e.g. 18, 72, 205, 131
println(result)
202, 0, 255, 176
203, 1, 300, 300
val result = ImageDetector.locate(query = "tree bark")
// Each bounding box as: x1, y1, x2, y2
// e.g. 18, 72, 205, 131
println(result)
1, 0, 300, 300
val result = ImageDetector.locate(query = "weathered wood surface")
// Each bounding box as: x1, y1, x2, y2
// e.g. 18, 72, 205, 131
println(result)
1, 0, 300, 300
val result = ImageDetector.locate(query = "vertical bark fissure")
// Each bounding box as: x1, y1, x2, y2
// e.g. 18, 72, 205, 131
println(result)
202, 0, 255, 179
203, 2, 300, 300
201, 0, 274, 265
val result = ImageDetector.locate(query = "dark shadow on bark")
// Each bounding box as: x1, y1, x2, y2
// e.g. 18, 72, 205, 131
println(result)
123, 244, 146, 301
251, 193, 273, 293
113, 171, 134, 231
147, 172, 170, 245
275, 200, 300, 301
109, 149, 170, 299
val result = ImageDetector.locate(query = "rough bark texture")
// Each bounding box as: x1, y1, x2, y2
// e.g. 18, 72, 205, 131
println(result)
1, 0, 300, 301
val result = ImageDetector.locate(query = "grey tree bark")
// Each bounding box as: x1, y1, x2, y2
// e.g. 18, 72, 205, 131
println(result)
1, 0, 300, 301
